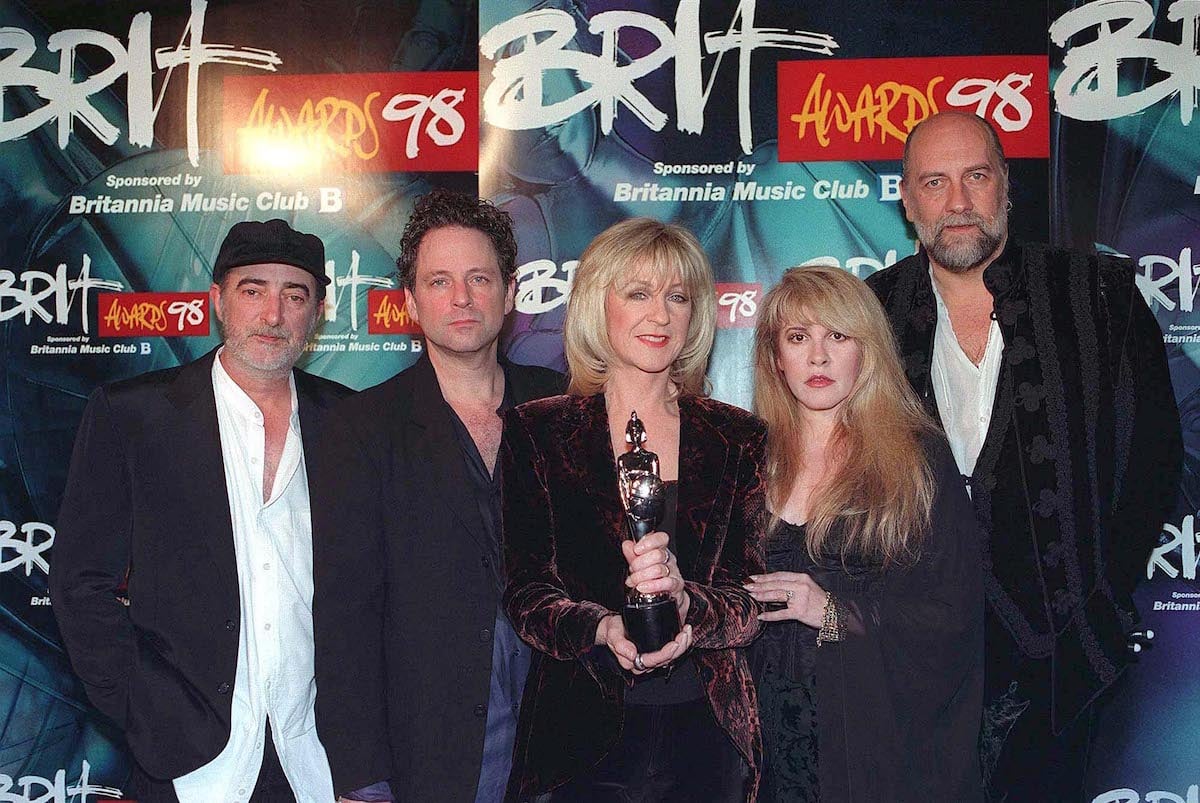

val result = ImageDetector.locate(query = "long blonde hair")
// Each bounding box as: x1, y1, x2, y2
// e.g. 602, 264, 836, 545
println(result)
753, 265, 936, 567
564, 218, 716, 396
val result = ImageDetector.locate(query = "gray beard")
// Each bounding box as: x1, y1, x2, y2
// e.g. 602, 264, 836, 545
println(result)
917, 212, 1007, 273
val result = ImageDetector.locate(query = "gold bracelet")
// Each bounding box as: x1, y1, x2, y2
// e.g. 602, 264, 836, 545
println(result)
816, 591, 843, 646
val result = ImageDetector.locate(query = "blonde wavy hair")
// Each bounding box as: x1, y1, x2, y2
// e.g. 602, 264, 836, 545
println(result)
753, 265, 937, 567
565, 218, 716, 397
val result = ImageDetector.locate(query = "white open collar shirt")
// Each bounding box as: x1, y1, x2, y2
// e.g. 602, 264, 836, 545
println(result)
929, 270, 1003, 483
172, 351, 334, 803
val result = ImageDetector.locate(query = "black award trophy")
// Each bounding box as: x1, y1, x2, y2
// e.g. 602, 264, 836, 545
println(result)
617, 411, 681, 653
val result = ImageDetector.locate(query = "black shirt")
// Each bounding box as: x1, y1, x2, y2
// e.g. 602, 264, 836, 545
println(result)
446, 370, 529, 803
624, 481, 705, 704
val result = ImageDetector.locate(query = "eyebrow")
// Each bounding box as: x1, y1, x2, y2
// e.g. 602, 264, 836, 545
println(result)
426, 265, 497, 275
916, 163, 993, 182
622, 278, 687, 291
234, 277, 312, 296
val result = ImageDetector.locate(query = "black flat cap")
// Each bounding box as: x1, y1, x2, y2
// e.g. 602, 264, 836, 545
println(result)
213, 219, 330, 299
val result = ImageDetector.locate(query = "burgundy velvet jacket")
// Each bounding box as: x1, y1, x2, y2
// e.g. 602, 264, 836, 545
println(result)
500, 392, 768, 801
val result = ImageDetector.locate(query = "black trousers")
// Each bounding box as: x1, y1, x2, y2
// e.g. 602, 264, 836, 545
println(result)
981, 617, 1106, 803
540, 699, 749, 803
131, 722, 297, 803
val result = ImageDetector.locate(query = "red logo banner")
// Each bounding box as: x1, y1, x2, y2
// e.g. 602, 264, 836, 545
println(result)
222, 72, 478, 174
777, 55, 1049, 162
367, 289, 422, 335
98, 293, 210, 337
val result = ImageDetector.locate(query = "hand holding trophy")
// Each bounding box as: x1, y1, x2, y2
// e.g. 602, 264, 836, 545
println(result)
617, 411, 682, 653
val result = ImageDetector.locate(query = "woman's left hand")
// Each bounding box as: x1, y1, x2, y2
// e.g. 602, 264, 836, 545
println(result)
597, 614, 693, 675
623, 531, 688, 616
744, 571, 827, 628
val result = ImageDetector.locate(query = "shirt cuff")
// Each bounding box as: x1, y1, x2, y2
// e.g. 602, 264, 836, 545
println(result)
345, 781, 393, 801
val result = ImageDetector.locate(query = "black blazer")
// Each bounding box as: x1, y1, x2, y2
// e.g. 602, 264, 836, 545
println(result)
49, 348, 352, 780
500, 393, 768, 802
311, 355, 564, 800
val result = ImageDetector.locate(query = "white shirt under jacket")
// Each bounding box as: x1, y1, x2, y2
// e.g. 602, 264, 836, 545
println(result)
929, 270, 1003, 482
172, 351, 334, 803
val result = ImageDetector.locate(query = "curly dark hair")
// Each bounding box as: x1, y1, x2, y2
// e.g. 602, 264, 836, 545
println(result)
395, 189, 518, 289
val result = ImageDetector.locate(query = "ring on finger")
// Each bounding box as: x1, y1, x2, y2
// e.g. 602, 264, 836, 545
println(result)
785, 590, 794, 601
634, 654, 646, 671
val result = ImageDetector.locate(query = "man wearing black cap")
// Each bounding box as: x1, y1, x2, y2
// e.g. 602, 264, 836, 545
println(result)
51, 219, 351, 802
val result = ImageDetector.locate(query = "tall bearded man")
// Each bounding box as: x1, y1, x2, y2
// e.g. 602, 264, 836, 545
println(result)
867, 111, 1182, 802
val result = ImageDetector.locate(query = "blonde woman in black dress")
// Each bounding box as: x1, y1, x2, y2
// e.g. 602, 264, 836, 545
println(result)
745, 265, 984, 803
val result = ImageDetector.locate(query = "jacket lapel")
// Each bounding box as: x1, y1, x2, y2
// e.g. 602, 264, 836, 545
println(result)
163, 349, 239, 603
404, 356, 491, 553
967, 245, 1025, 487
580, 394, 628, 548
676, 397, 729, 576
891, 258, 939, 414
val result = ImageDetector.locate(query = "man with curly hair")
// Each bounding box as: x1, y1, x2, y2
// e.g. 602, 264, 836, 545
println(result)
312, 190, 563, 802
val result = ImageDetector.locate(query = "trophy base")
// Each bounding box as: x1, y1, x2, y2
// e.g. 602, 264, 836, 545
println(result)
623, 596, 680, 654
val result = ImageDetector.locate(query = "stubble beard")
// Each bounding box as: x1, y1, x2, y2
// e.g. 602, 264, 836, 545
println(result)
221, 317, 317, 377
424, 323, 502, 362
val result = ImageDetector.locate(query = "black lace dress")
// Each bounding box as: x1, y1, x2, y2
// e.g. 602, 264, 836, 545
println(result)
749, 522, 820, 803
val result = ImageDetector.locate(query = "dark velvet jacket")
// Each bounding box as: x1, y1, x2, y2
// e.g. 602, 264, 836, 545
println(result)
500, 393, 768, 802
866, 243, 1182, 731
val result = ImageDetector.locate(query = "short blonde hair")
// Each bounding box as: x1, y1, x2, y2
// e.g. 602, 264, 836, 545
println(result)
565, 218, 716, 396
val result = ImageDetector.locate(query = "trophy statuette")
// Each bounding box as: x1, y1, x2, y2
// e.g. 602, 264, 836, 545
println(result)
617, 411, 681, 654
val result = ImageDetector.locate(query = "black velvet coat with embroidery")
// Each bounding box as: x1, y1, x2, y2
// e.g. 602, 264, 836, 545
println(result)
866, 243, 1182, 731
500, 393, 768, 801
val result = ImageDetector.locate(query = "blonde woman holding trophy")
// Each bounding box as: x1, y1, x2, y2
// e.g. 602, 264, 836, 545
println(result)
501, 218, 768, 801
